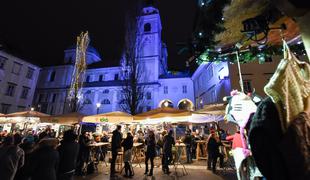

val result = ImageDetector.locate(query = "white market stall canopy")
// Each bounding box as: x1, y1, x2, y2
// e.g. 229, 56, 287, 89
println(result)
82, 111, 133, 124
191, 103, 226, 123
134, 107, 192, 124
40, 112, 85, 125
0, 110, 50, 124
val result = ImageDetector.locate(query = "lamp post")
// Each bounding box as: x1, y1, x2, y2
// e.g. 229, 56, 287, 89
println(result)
96, 103, 101, 114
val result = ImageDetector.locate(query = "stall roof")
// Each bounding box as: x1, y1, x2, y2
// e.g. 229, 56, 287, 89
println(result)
194, 103, 226, 116
134, 107, 191, 120
82, 111, 133, 124
40, 112, 85, 125
3, 110, 50, 118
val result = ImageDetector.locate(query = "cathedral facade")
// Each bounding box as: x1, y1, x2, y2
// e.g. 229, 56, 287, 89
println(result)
34, 5, 195, 115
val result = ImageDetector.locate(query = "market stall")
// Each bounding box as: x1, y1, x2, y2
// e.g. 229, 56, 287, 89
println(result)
39, 112, 85, 136
82, 111, 134, 134
0, 110, 50, 132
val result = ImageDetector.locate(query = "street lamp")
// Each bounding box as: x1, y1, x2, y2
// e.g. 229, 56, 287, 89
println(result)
96, 103, 101, 114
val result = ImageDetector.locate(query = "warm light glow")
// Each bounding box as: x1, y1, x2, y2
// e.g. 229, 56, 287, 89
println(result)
30, 107, 35, 111
96, 103, 101, 108
164, 101, 169, 107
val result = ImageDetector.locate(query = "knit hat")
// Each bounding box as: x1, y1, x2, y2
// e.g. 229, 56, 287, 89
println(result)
264, 41, 310, 131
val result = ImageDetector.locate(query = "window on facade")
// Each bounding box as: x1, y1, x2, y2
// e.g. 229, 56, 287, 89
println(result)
26, 67, 35, 79
49, 71, 56, 82
114, 74, 119, 80
1, 103, 11, 114
102, 99, 111, 104
146, 106, 152, 111
52, 94, 57, 103
164, 86, 168, 94
0, 56, 8, 69
20, 86, 30, 99
243, 80, 253, 93
5, 83, 16, 96
38, 94, 43, 102
211, 90, 216, 103
17, 106, 26, 112
44, 94, 50, 102
103, 89, 109, 94
99, 74, 104, 82
206, 65, 213, 82
144, 23, 151, 32
50, 106, 54, 115
86, 75, 90, 82
146, 92, 152, 100
86, 90, 91, 94
182, 85, 187, 94
12, 62, 22, 75
84, 99, 92, 104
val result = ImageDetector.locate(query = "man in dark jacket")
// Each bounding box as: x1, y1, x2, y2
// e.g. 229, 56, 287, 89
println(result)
57, 130, 79, 180
76, 132, 90, 176
207, 131, 223, 173
162, 130, 175, 174
183, 130, 193, 163
110, 125, 122, 178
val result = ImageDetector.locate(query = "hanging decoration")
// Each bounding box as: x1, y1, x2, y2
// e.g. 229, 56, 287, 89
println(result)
195, 42, 307, 65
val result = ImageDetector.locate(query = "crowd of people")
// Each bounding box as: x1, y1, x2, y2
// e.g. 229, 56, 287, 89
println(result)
0, 125, 232, 180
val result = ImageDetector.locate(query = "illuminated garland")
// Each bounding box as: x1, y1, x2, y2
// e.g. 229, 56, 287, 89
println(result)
196, 43, 307, 64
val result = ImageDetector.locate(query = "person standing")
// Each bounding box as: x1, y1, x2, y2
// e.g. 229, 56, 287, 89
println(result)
207, 131, 223, 173
0, 135, 25, 180
121, 132, 134, 178
110, 125, 122, 178
162, 130, 175, 174
57, 130, 79, 180
76, 131, 90, 175
144, 130, 156, 176
183, 130, 193, 163
29, 138, 59, 180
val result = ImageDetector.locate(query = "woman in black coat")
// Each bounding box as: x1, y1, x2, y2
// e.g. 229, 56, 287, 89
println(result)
29, 138, 59, 180
57, 130, 79, 180
144, 130, 156, 176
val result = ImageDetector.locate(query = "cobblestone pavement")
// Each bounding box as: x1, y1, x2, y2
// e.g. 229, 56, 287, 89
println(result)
74, 161, 237, 180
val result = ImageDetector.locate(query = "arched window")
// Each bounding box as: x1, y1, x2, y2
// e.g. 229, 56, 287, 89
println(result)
103, 89, 109, 94
101, 99, 111, 104
144, 23, 151, 32
84, 99, 92, 104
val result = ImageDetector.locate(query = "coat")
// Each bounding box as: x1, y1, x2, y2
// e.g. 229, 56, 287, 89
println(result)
57, 140, 79, 174
29, 141, 59, 180
163, 134, 175, 155
145, 137, 156, 158
249, 97, 289, 180
0, 145, 24, 180
111, 130, 122, 151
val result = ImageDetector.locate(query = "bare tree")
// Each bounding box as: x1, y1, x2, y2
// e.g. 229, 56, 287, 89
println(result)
120, 0, 146, 115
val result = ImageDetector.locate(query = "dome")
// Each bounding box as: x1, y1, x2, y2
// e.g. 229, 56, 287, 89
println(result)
66, 45, 101, 58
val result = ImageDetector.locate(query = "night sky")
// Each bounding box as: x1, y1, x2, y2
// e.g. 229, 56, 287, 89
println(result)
0, 0, 197, 71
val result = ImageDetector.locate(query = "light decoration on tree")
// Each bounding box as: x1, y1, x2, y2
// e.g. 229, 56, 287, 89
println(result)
67, 31, 89, 112
195, 42, 307, 65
